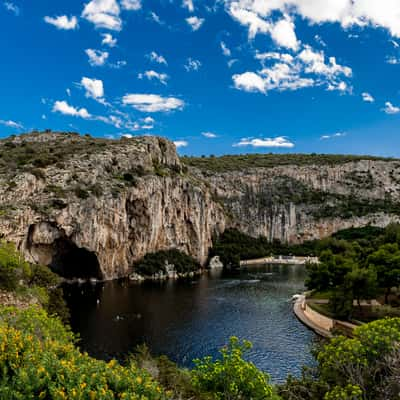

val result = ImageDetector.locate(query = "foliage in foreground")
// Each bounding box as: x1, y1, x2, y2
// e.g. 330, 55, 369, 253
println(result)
192, 337, 279, 400
279, 318, 400, 400
0, 306, 279, 400
0, 241, 69, 322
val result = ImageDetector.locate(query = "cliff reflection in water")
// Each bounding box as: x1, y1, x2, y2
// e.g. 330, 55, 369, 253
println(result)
63, 264, 316, 382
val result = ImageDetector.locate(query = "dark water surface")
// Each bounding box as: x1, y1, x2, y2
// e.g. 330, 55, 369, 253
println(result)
63, 264, 316, 382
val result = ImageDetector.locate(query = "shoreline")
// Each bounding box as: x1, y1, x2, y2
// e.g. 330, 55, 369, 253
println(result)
293, 294, 358, 338
241, 256, 319, 266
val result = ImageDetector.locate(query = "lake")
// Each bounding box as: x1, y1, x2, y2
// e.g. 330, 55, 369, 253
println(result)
63, 263, 316, 382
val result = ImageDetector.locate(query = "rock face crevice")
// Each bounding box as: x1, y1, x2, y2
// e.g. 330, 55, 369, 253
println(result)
1, 132, 400, 280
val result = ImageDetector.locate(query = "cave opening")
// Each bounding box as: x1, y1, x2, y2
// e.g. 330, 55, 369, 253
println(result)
50, 238, 102, 280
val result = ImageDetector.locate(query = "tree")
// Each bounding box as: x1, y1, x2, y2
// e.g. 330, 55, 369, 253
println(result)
279, 318, 400, 400
346, 267, 377, 311
368, 243, 400, 304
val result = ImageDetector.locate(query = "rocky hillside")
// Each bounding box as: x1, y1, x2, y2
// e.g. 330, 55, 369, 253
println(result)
1, 131, 400, 280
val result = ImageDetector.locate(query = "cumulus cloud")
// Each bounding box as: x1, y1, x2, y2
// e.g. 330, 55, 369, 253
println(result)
202, 132, 217, 138
81, 77, 105, 100
233, 136, 294, 148
122, 94, 184, 112
3, 2, 19, 16
270, 15, 299, 50
44, 15, 78, 30
82, 0, 121, 31
53, 101, 91, 119
184, 58, 201, 71
147, 51, 167, 65
121, 0, 141, 10
85, 49, 109, 66
233, 44, 351, 94
320, 132, 347, 140
101, 33, 117, 47
174, 140, 189, 148
362, 92, 374, 103
0, 119, 23, 129
226, 0, 400, 39
138, 70, 169, 85
186, 16, 204, 31
383, 101, 400, 114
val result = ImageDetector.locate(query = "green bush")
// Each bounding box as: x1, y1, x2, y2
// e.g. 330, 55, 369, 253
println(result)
192, 336, 279, 400
0, 241, 30, 291
74, 186, 90, 199
0, 306, 169, 400
134, 249, 201, 276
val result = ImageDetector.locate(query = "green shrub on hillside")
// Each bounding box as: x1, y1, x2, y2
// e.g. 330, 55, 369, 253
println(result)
192, 337, 279, 400
134, 249, 201, 276
0, 306, 169, 400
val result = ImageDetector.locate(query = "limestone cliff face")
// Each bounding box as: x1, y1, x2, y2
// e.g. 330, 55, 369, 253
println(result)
1, 132, 400, 279
0, 133, 225, 280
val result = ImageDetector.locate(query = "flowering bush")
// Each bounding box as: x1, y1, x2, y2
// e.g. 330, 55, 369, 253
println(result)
191, 337, 279, 400
0, 306, 170, 399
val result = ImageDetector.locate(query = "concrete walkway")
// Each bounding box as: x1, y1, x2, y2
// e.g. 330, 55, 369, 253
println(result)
293, 295, 333, 338
240, 256, 319, 266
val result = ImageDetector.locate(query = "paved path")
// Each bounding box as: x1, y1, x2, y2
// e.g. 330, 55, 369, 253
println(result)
293, 295, 333, 338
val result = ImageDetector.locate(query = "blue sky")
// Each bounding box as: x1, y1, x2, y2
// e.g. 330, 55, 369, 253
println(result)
1, 0, 400, 156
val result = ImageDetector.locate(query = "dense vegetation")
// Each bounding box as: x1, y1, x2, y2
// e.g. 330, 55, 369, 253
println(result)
279, 318, 400, 400
212, 226, 400, 320
0, 241, 69, 322
133, 249, 201, 277
0, 235, 400, 398
181, 153, 397, 173
305, 224, 400, 320
210, 228, 318, 268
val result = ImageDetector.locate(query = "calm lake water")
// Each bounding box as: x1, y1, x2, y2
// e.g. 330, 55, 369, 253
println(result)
63, 264, 316, 382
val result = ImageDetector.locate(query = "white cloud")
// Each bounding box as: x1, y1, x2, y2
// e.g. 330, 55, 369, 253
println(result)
44, 15, 78, 30
202, 132, 217, 138
101, 33, 117, 47
53, 100, 91, 119
320, 132, 347, 140
3, 2, 19, 16
66, 88, 71, 97
184, 58, 201, 71
391, 40, 399, 48
226, 0, 400, 39
121, 0, 141, 10
361, 92, 374, 103
386, 56, 400, 65
81, 77, 105, 100
149, 12, 163, 24
233, 136, 294, 148
383, 101, 400, 114
85, 49, 109, 66
233, 44, 351, 94
186, 16, 204, 31
182, 0, 194, 12
228, 4, 270, 39
138, 70, 169, 85
0, 119, 23, 129
82, 0, 121, 31
147, 51, 167, 65
174, 140, 188, 148
270, 15, 299, 50
233, 71, 266, 93
220, 41, 231, 57
122, 94, 185, 112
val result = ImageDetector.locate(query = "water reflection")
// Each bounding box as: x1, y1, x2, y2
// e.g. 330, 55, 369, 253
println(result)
63, 264, 316, 382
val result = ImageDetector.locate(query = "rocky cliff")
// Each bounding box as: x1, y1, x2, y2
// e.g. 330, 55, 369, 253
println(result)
1, 131, 400, 280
